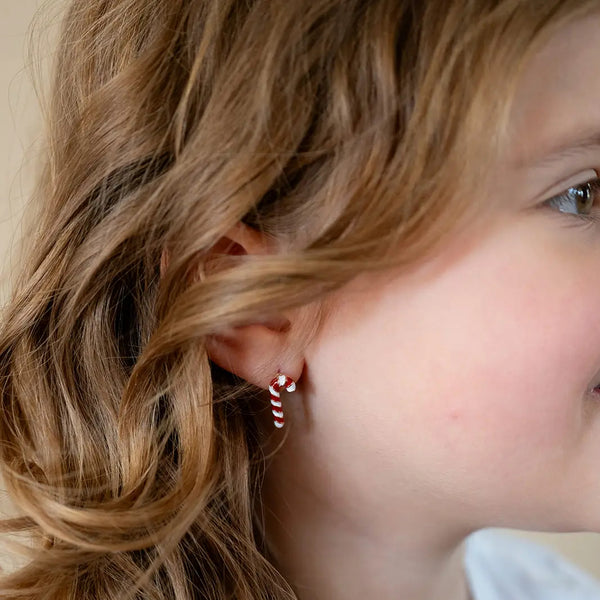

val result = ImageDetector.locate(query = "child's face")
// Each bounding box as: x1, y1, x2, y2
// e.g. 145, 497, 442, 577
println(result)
301, 13, 600, 533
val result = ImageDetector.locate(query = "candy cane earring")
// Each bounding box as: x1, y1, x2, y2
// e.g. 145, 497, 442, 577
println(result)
269, 373, 296, 428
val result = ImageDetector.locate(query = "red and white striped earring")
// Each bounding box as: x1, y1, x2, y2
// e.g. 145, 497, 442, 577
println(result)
268, 373, 297, 428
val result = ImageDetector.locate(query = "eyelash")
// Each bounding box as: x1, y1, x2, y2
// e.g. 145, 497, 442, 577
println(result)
543, 177, 600, 226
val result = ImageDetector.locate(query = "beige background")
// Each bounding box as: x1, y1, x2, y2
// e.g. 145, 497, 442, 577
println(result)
2, 0, 600, 582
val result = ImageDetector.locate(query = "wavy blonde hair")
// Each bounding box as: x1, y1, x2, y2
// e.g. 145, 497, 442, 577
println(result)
0, 1, 596, 598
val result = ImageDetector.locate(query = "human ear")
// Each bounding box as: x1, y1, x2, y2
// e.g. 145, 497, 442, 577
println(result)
160, 222, 304, 391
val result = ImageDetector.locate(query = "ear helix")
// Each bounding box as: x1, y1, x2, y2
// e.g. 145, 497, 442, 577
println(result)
268, 373, 297, 428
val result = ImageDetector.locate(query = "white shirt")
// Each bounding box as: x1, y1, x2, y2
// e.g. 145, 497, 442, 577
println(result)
464, 529, 600, 600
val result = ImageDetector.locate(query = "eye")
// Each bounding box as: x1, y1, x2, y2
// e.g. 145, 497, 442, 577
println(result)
543, 177, 600, 221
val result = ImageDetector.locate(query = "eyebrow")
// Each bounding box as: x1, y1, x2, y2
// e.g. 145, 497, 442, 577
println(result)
516, 130, 600, 169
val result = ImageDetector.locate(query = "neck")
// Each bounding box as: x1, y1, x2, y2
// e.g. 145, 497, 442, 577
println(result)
257, 438, 474, 600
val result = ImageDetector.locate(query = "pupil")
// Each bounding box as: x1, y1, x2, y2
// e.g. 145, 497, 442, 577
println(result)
572, 183, 593, 214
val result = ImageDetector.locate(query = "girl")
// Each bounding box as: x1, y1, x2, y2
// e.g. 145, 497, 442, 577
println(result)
2, 1, 600, 599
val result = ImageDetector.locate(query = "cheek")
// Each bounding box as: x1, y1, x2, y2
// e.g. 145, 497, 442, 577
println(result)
307, 218, 600, 528
377, 225, 600, 477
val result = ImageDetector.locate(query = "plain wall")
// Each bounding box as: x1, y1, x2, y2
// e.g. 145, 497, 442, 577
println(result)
2, 0, 600, 583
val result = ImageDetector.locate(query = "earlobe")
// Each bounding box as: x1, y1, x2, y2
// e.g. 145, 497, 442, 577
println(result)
204, 320, 300, 392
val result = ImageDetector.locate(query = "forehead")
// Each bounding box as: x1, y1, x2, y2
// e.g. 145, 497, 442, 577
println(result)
508, 13, 600, 167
